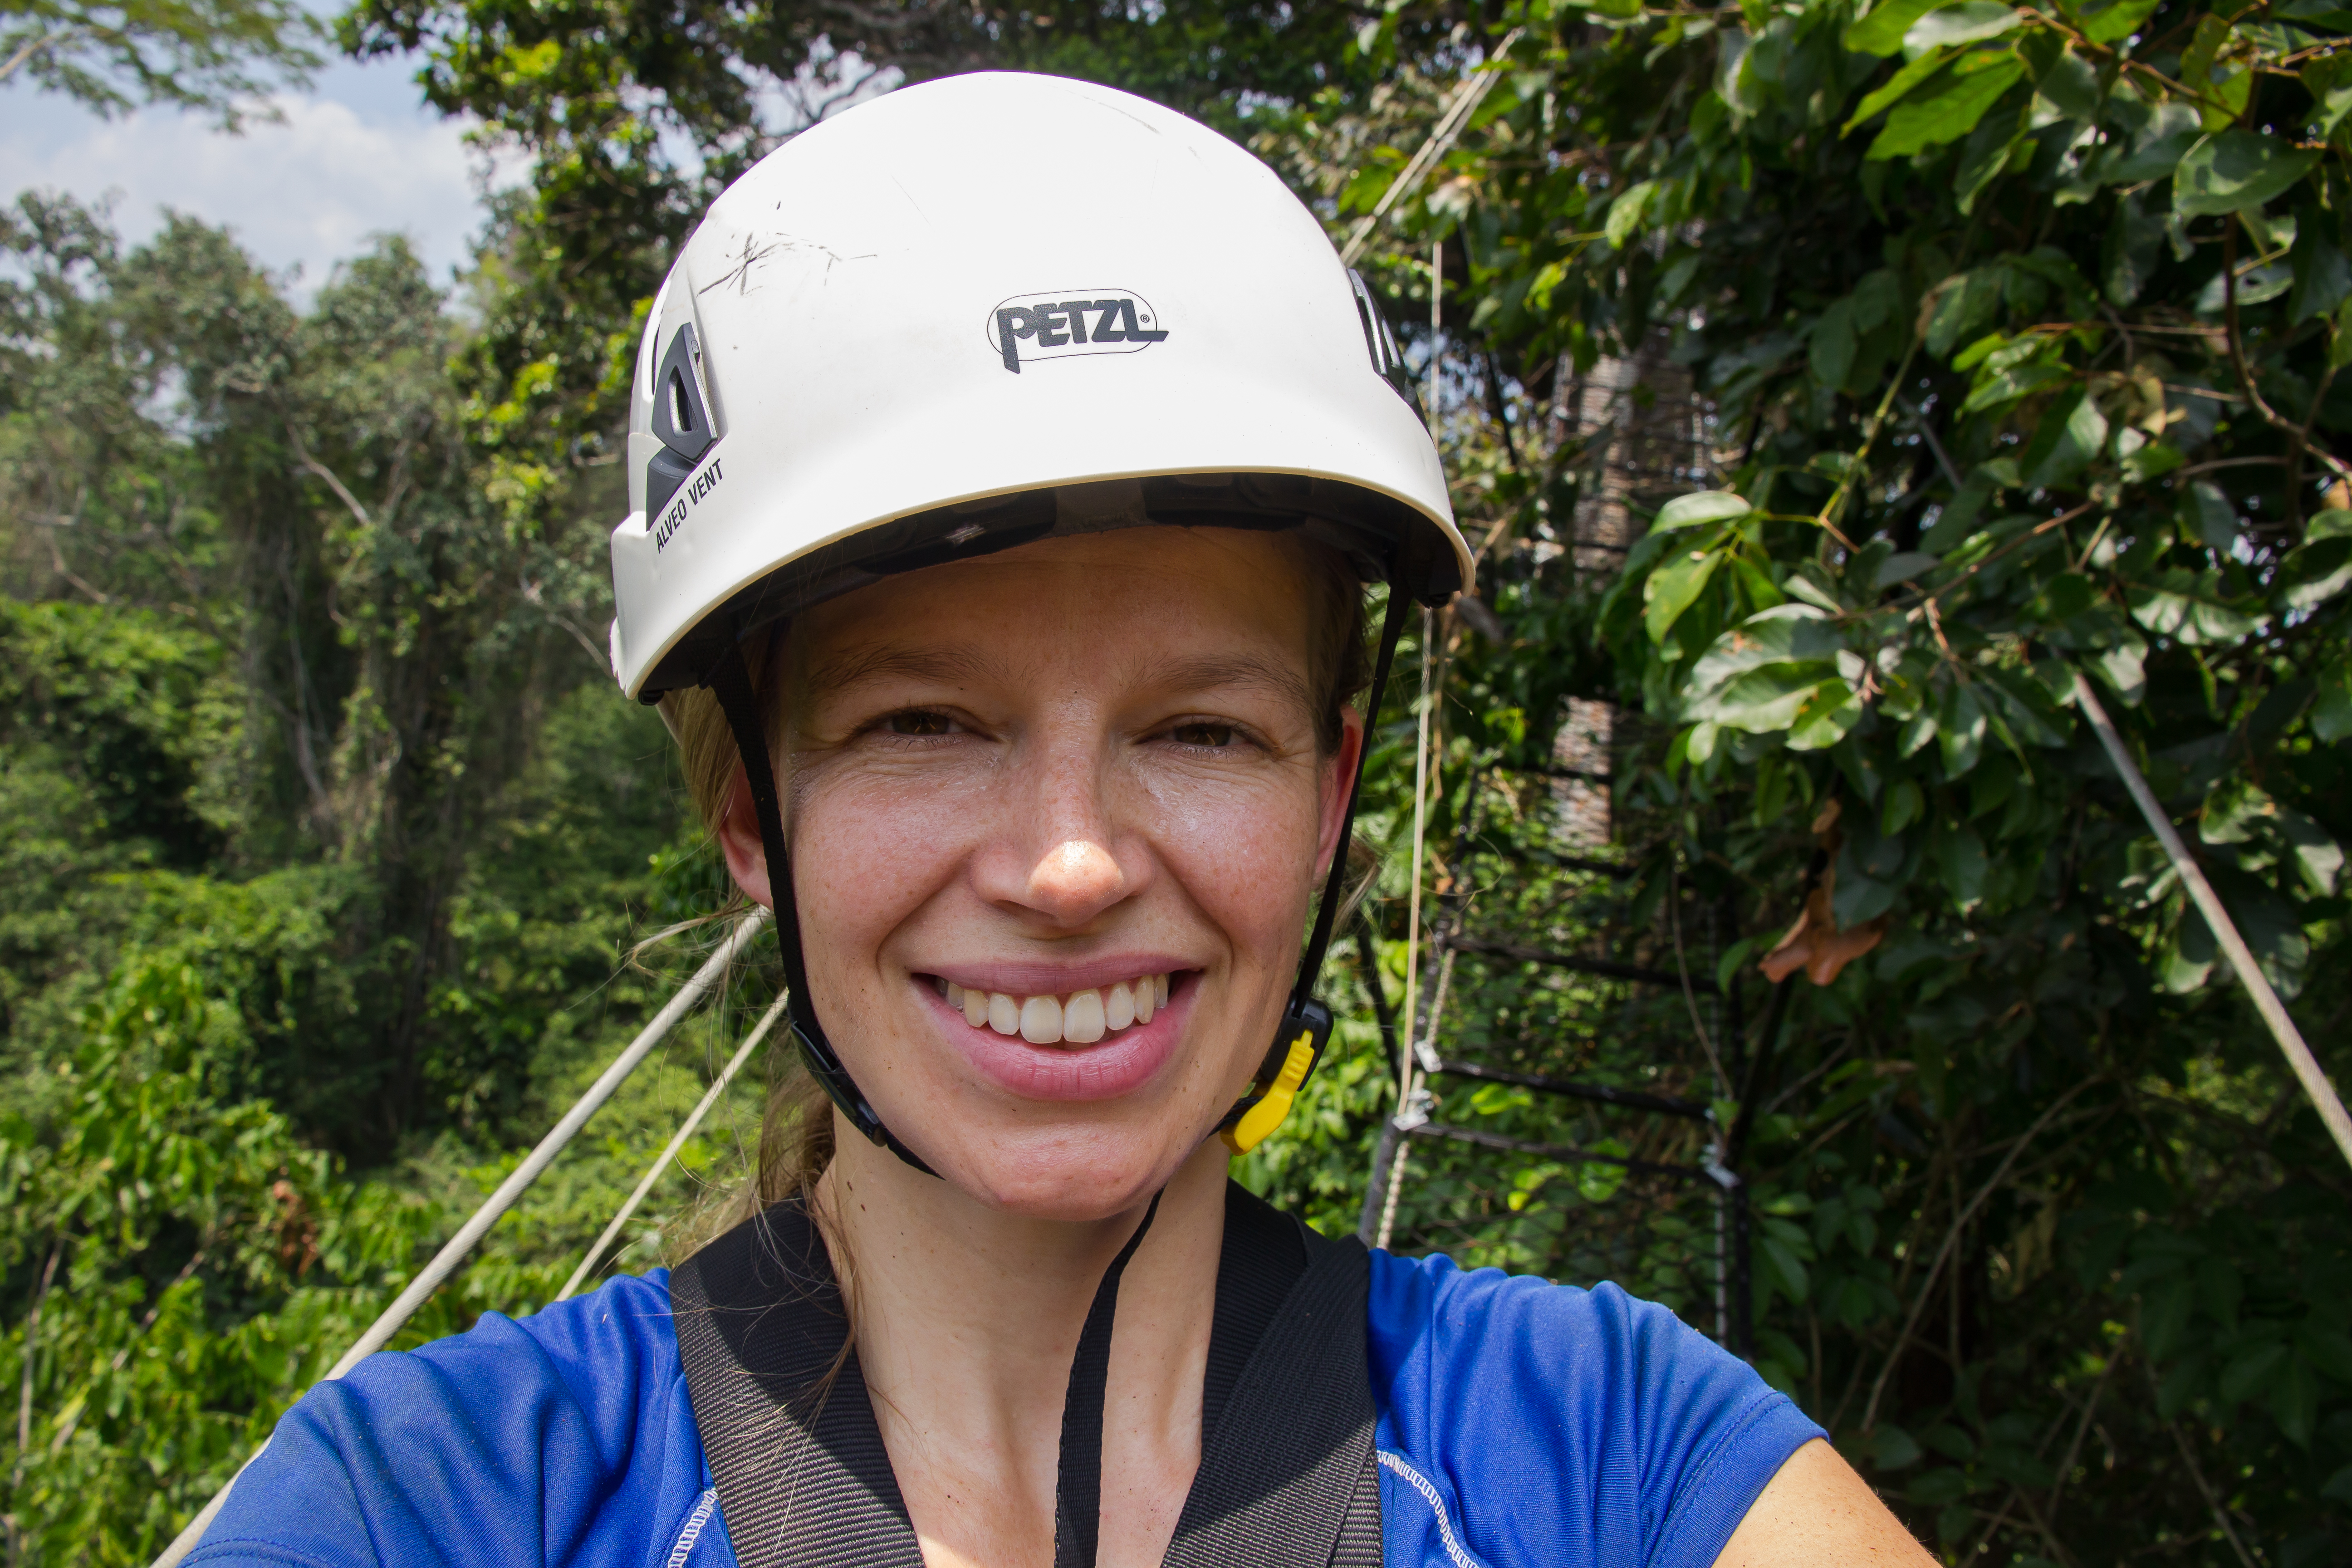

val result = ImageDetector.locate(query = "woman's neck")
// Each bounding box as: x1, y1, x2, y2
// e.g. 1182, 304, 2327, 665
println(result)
816, 1128, 1230, 1568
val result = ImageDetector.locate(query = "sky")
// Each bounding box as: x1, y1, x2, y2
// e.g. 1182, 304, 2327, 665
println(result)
2, 42, 508, 297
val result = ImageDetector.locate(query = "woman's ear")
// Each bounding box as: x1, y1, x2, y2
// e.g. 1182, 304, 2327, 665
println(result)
715, 763, 776, 909
1314, 704, 1368, 882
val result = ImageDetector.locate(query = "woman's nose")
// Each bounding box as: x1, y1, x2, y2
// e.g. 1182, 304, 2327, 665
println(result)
974, 725, 1148, 928
1024, 837, 1128, 923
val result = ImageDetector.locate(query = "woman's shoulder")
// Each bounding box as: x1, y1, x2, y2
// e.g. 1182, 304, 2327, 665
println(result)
188, 1270, 723, 1568
1364, 1248, 1824, 1568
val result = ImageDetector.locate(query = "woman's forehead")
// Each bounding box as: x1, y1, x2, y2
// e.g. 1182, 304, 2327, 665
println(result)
794, 526, 1323, 683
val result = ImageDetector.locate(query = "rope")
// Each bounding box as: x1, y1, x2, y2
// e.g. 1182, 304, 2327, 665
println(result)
558, 987, 792, 1301
1374, 609, 1441, 1252
2072, 670, 2352, 1171
1337, 29, 1524, 269
149, 911, 771, 1568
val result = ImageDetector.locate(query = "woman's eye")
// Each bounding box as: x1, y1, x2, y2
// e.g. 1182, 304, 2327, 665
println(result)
1171, 722, 1237, 748
885, 710, 956, 737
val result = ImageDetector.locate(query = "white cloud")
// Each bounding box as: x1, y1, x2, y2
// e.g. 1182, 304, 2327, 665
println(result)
2, 57, 513, 294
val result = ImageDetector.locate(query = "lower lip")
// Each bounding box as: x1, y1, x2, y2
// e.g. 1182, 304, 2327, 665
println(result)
927, 981, 1191, 1102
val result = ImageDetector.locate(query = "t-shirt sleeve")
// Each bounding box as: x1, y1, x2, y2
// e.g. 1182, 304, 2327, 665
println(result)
1367, 1251, 1824, 1568
185, 1271, 715, 1568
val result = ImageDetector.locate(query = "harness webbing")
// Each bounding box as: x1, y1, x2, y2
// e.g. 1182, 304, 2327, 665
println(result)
670, 1184, 1381, 1568
1054, 1191, 1163, 1568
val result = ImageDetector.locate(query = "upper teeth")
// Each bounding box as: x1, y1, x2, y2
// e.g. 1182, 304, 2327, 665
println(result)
941, 975, 1171, 1046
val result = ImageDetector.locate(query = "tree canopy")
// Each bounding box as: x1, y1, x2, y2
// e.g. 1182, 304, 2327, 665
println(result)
0, 0, 318, 122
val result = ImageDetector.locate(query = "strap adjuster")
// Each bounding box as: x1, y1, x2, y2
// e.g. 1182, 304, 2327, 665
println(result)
1219, 998, 1335, 1154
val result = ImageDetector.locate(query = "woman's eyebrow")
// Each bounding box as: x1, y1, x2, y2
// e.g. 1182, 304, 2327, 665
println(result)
806, 643, 996, 691
808, 645, 1311, 714
1143, 653, 1313, 715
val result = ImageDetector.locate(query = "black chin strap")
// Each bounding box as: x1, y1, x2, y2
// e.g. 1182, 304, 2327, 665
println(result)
1053, 1189, 1162, 1568
706, 583, 1418, 1176
1218, 584, 1416, 1138
710, 642, 939, 1177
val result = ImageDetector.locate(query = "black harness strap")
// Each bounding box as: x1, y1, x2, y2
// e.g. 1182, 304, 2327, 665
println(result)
1161, 1196, 1380, 1568
1055, 1191, 1163, 1568
667, 1201, 923, 1568
671, 1184, 1380, 1568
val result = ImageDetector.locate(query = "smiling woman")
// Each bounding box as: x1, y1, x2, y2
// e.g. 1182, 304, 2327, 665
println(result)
182, 69, 1933, 1568
671, 527, 1371, 1215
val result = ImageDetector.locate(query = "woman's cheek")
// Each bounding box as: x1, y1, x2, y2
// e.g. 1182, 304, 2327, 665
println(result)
793, 766, 980, 946
1158, 784, 1322, 955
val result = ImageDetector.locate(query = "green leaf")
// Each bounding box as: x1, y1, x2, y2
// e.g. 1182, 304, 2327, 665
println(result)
2273, 1355, 2319, 1447
2319, 658, 2352, 744
2158, 1350, 2210, 1415
1882, 778, 1925, 834
1955, 115, 2027, 216
2184, 480, 2236, 552
2032, 44, 2102, 122
2104, 103, 2202, 186
1760, 1235, 1810, 1301
1868, 54, 2027, 161
2288, 229, 2352, 324
2194, 260, 2293, 314
1788, 682, 1866, 750
1686, 604, 1847, 691
2103, 191, 2164, 306
1961, 358, 2068, 414
1845, 47, 1954, 131
1874, 1425, 1925, 1470
2278, 536, 2352, 612
1846, 0, 1953, 56
1903, 2, 2020, 51
2174, 131, 2322, 219
2280, 806, 2343, 896
2296, 1322, 2352, 1385
2078, 0, 2160, 43
1906, 1467, 1971, 1507
1933, 818, 1988, 907
2220, 1340, 2288, 1405
1654, 490, 1754, 530
2119, 433, 2183, 484
2091, 630, 2148, 705
1645, 546, 1725, 643
2128, 576, 2263, 644
1940, 683, 1988, 776
1810, 296, 1858, 389
1876, 551, 1939, 586
1605, 179, 1660, 250
1928, 269, 2004, 357
2019, 386, 2108, 489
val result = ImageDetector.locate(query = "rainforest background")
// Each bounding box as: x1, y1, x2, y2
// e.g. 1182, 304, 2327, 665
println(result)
2, 0, 2349, 1560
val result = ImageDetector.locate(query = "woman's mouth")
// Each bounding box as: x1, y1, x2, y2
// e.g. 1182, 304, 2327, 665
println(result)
933, 973, 1171, 1046
917, 968, 1192, 1101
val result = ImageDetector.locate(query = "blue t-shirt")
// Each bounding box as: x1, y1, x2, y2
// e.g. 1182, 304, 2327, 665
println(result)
189, 1251, 1821, 1568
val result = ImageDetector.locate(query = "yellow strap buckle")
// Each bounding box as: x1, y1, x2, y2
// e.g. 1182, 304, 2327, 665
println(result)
1220, 1031, 1318, 1155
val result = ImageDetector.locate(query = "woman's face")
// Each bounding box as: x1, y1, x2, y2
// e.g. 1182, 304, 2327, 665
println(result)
719, 527, 1361, 1220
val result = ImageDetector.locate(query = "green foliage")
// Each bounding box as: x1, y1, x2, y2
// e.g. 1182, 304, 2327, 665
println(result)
0, 196, 776, 1554
1243, 0, 2352, 1558
0, 0, 319, 122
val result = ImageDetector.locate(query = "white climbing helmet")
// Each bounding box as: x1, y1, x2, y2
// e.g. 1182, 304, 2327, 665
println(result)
606, 69, 1470, 701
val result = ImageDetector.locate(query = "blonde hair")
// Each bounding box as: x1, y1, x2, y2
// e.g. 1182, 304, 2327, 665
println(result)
665, 526, 1374, 1226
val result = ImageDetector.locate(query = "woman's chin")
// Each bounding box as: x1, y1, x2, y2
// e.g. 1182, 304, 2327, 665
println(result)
924, 1120, 1209, 1223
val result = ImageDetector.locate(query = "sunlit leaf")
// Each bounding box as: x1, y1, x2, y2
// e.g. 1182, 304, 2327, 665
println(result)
1867, 53, 2027, 160
1845, 0, 1953, 56
2173, 130, 2321, 218
1903, 2, 2020, 52
1652, 490, 1754, 530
